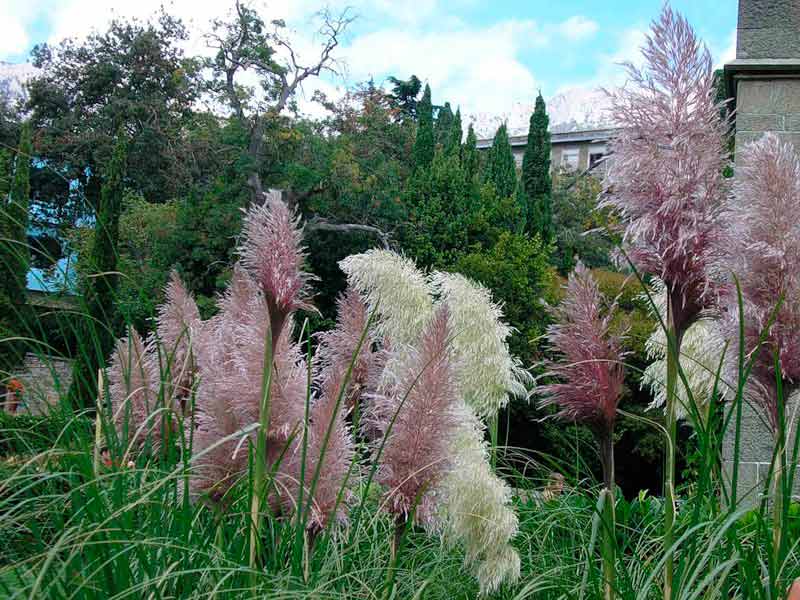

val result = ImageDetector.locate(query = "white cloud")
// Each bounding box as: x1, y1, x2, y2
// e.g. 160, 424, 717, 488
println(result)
557, 16, 599, 41
714, 28, 736, 68
557, 26, 647, 92
340, 20, 542, 115
0, 0, 32, 58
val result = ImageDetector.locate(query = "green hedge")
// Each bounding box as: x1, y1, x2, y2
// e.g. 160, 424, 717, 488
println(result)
0, 410, 91, 456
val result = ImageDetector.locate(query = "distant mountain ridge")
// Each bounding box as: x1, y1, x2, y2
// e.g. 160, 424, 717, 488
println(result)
466, 86, 616, 140
0, 61, 39, 105
0, 61, 614, 140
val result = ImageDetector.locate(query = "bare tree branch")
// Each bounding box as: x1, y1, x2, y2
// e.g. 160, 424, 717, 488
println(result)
305, 217, 392, 250
206, 2, 354, 205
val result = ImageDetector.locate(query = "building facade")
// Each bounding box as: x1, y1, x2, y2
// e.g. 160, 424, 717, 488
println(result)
476, 126, 616, 175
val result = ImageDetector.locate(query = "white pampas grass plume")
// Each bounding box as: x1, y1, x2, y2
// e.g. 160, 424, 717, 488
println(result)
431, 271, 530, 418
438, 404, 520, 594
642, 315, 724, 421
339, 249, 434, 345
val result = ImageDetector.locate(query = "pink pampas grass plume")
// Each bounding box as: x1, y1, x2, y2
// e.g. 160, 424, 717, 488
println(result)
190, 353, 250, 502
602, 5, 729, 335
153, 271, 201, 414
280, 289, 378, 531
538, 263, 625, 484
188, 269, 257, 501
314, 288, 381, 410
281, 367, 358, 532
368, 304, 460, 525
108, 327, 158, 447
717, 133, 800, 432
240, 192, 315, 343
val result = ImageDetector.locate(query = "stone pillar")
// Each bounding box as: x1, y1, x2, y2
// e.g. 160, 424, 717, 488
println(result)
723, 0, 800, 504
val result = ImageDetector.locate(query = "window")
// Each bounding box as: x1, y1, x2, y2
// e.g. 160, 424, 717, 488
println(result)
561, 148, 579, 171
589, 152, 605, 170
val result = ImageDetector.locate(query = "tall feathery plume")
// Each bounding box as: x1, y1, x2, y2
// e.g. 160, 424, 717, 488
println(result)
190, 349, 249, 502
279, 290, 375, 533
718, 134, 800, 431
340, 249, 435, 345
437, 404, 520, 595
152, 271, 202, 415
539, 263, 625, 600
367, 305, 460, 530
240, 192, 314, 344
430, 271, 530, 418
239, 193, 314, 568
341, 251, 523, 591
281, 368, 357, 533
107, 327, 158, 449
188, 268, 256, 502
716, 133, 800, 564
602, 5, 728, 335
601, 9, 729, 594
226, 308, 307, 451
313, 289, 381, 411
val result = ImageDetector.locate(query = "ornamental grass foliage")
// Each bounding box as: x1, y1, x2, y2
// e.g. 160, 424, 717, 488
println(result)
602, 7, 731, 596
106, 195, 525, 593
538, 262, 626, 600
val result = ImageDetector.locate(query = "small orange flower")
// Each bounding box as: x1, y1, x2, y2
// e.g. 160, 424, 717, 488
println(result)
7, 379, 24, 395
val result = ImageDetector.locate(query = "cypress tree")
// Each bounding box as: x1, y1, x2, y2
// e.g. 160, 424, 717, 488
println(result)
413, 84, 435, 170
445, 108, 463, 157
7, 123, 32, 299
521, 93, 553, 240
435, 101, 454, 148
68, 132, 127, 408
0, 126, 33, 377
485, 123, 517, 199
462, 124, 480, 181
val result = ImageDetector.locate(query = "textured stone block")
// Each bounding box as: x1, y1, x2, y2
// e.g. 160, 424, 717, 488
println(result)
15, 353, 74, 415
737, 80, 800, 115
738, 0, 800, 29
786, 115, 800, 132
721, 461, 764, 504
737, 0, 800, 59
736, 113, 781, 132
722, 402, 775, 462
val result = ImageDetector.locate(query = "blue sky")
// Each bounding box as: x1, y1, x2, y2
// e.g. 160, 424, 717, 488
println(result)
0, 0, 738, 115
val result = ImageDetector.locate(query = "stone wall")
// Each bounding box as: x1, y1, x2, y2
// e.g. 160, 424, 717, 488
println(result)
737, 0, 800, 60
13, 353, 73, 415
724, 0, 800, 502
734, 79, 800, 158
723, 402, 800, 502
